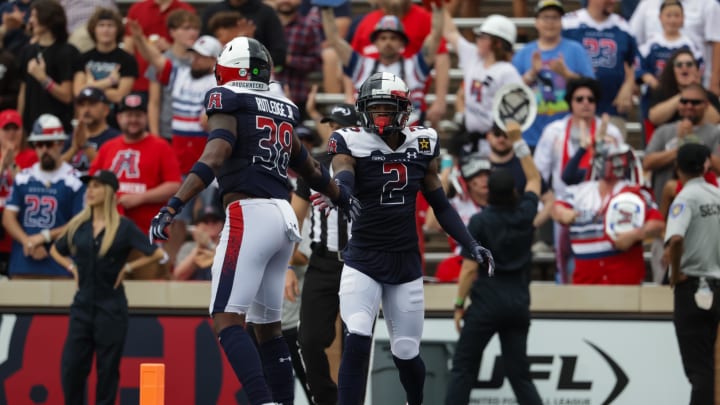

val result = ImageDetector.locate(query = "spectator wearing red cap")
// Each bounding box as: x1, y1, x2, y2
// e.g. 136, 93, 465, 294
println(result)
90, 93, 182, 247
62, 87, 121, 175
0, 109, 36, 276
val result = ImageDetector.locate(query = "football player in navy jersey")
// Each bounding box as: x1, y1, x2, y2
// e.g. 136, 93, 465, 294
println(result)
313, 71, 494, 405
149, 37, 356, 405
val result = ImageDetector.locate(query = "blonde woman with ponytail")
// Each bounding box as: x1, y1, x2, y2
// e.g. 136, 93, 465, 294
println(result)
49, 170, 165, 405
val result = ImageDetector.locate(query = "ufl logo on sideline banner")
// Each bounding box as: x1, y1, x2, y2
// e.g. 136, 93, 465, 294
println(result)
491, 83, 537, 132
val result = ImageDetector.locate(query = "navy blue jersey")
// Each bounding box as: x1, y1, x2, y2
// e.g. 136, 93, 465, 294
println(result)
329, 125, 439, 254
562, 10, 639, 116
7, 163, 85, 276
204, 83, 301, 200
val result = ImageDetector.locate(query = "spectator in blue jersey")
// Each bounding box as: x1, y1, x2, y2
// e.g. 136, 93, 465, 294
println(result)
513, 0, 594, 148
1, 114, 85, 278
562, 0, 638, 137
637, 0, 704, 145
62, 87, 122, 175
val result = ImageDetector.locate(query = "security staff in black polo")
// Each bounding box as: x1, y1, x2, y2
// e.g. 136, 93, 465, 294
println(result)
665, 143, 720, 405
49, 170, 165, 405
292, 103, 358, 405
445, 122, 543, 405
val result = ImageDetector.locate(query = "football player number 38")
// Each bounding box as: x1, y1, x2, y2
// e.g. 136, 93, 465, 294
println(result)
382, 162, 408, 205
255, 116, 293, 177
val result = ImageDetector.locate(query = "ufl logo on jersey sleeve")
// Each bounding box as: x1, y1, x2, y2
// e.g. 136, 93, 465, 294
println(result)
207, 92, 223, 110
110, 150, 141, 179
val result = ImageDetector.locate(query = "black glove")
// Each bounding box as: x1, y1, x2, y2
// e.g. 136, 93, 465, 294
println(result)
470, 242, 495, 276
311, 180, 362, 222
332, 181, 362, 222
149, 206, 177, 244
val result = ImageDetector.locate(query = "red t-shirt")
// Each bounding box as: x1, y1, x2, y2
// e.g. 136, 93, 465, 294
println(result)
125, 0, 195, 93
90, 134, 182, 232
0, 148, 38, 253
350, 4, 448, 58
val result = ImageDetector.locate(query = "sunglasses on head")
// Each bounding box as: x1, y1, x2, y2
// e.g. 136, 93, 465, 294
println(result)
674, 61, 695, 69
573, 95, 596, 103
32, 141, 57, 149
679, 98, 704, 106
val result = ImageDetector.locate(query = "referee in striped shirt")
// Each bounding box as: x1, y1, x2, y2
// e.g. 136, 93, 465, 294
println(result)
292, 103, 358, 405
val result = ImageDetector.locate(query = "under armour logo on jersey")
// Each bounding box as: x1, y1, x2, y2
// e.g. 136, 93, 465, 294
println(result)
279, 356, 292, 363
110, 149, 141, 179
406, 151, 418, 159
207, 92, 223, 110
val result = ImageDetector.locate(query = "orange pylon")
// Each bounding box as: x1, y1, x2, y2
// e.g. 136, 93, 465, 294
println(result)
139, 363, 165, 405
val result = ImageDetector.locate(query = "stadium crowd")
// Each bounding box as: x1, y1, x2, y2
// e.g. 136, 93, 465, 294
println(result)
0, 0, 716, 284
1, 0, 720, 402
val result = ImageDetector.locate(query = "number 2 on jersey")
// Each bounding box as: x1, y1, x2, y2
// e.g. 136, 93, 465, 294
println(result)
381, 162, 408, 205
255, 116, 293, 177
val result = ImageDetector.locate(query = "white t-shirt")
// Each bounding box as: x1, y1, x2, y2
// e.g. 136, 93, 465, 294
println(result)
533, 115, 624, 198
456, 36, 523, 134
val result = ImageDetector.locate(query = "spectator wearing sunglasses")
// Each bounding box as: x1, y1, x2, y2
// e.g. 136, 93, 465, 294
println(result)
533, 77, 624, 284
648, 49, 720, 129
644, 83, 720, 206
1, 114, 85, 278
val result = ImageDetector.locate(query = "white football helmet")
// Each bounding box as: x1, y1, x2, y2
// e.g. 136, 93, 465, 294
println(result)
356, 72, 412, 136
215, 36, 273, 87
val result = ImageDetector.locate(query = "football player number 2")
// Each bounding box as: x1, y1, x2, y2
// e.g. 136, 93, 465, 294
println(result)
255, 116, 293, 177
381, 163, 408, 205
23, 195, 57, 228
